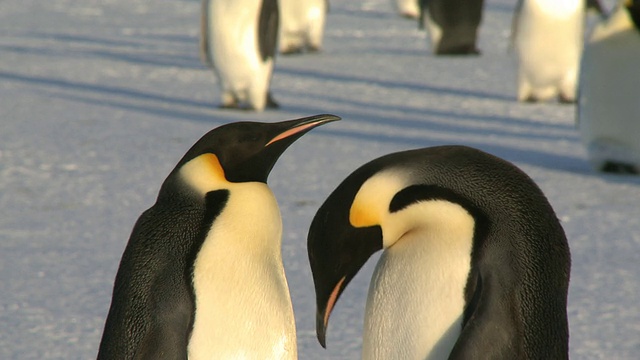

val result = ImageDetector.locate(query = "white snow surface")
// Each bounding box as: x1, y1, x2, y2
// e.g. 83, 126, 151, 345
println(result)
1, 0, 638, 359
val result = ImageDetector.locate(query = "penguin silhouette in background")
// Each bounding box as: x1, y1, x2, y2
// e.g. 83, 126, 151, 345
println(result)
279, 0, 328, 54
512, 0, 587, 103
578, 0, 640, 174
308, 146, 570, 359
200, 0, 280, 111
97, 114, 340, 359
419, 0, 485, 55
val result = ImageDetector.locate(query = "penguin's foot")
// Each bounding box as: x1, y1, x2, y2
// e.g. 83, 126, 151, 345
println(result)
435, 44, 481, 56
219, 101, 241, 110
266, 92, 279, 109
558, 93, 576, 105
400, 12, 419, 20
601, 161, 639, 175
307, 45, 321, 53
280, 46, 304, 55
218, 101, 256, 111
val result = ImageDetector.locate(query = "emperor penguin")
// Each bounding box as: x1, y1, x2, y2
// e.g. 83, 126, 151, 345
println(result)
393, 0, 420, 19
279, 0, 328, 54
200, 0, 279, 111
308, 146, 571, 359
512, 0, 585, 103
578, 0, 640, 174
97, 114, 340, 360
418, 0, 485, 55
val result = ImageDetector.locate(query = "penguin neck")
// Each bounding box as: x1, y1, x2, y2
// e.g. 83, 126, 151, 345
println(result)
187, 181, 297, 359
362, 200, 475, 360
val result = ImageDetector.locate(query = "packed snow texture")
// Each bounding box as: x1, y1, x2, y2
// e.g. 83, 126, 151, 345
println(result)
1, 0, 638, 359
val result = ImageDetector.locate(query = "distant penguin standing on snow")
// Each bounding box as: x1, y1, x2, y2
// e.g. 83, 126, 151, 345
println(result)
200, 0, 279, 111
97, 114, 340, 359
512, 0, 586, 103
393, 0, 420, 19
418, 0, 485, 55
279, 0, 328, 54
308, 146, 571, 359
578, 0, 640, 174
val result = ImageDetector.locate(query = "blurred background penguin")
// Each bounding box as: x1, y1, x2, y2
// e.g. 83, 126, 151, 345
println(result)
200, 0, 280, 111
578, 0, 640, 174
279, 0, 328, 54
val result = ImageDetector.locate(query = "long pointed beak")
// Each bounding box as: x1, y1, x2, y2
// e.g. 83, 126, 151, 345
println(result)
266, 114, 341, 147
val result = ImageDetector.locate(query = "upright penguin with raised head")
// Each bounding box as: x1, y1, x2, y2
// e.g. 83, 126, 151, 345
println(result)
97, 114, 340, 360
308, 145, 571, 359
200, 0, 280, 111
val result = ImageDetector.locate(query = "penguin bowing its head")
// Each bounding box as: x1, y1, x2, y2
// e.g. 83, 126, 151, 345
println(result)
308, 145, 570, 359
98, 114, 340, 360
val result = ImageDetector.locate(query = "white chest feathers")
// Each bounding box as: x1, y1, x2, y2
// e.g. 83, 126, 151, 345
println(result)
188, 184, 296, 359
362, 200, 475, 360
180, 156, 296, 359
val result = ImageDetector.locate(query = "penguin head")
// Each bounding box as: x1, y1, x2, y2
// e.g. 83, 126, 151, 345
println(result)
308, 159, 439, 347
170, 114, 340, 195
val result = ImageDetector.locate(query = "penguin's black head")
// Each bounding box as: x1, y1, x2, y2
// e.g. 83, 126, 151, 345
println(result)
176, 114, 340, 185
308, 163, 387, 348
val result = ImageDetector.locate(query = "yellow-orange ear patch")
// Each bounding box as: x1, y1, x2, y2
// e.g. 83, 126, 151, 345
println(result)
180, 153, 228, 194
199, 153, 226, 181
349, 202, 380, 228
348, 169, 408, 229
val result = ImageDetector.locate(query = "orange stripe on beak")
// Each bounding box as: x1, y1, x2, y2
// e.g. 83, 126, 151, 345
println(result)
324, 276, 346, 329
265, 122, 322, 147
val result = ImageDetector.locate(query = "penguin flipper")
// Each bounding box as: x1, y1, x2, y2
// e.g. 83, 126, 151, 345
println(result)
258, 0, 279, 62
447, 274, 520, 359
98, 206, 200, 360
199, 0, 214, 69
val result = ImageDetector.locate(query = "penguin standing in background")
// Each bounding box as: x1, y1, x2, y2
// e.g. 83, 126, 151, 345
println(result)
308, 146, 570, 359
279, 0, 328, 54
97, 114, 340, 359
512, 0, 585, 103
418, 0, 485, 55
393, 0, 420, 19
200, 0, 279, 111
578, 0, 640, 174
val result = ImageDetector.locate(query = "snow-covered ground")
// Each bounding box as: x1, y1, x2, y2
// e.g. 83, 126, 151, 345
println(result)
1, 0, 638, 358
